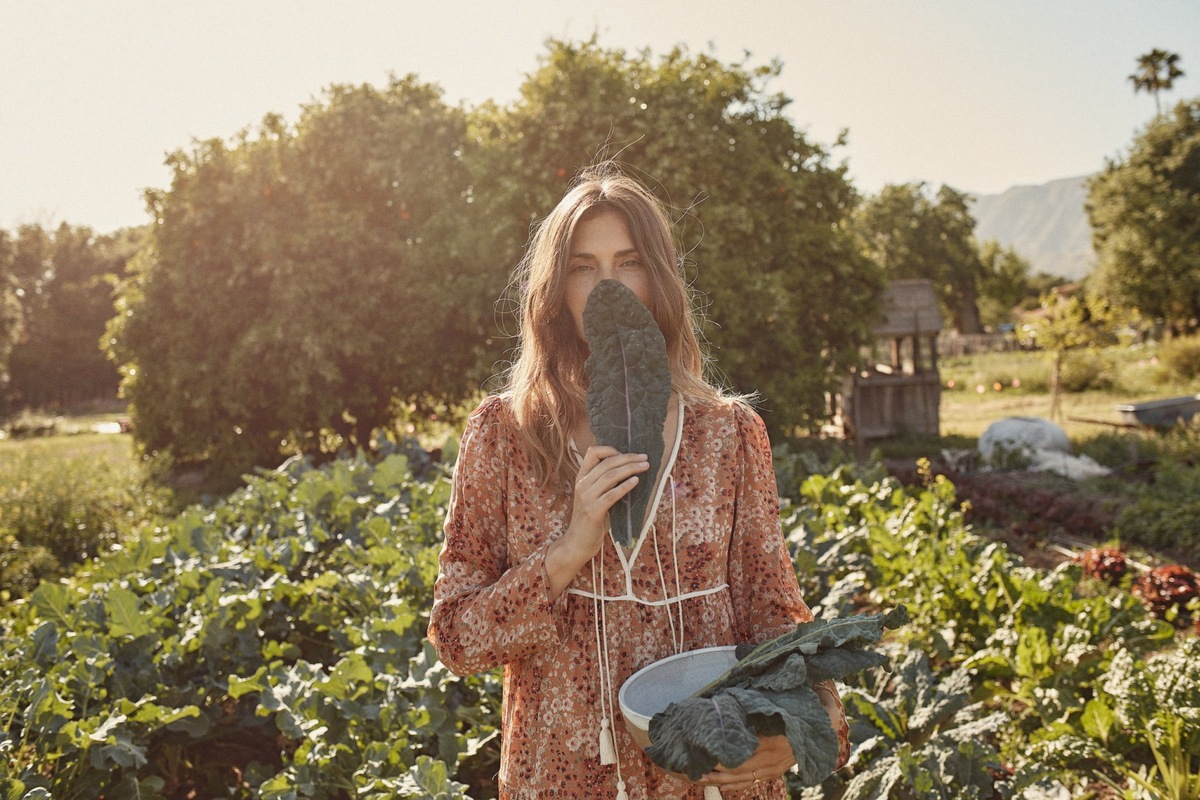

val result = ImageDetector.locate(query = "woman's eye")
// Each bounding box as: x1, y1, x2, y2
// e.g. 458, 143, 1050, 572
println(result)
570, 263, 594, 273
622, 259, 643, 268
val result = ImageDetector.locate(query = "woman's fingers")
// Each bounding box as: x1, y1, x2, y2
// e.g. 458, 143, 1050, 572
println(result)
574, 449, 649, 520
699, 735, 796, 791
578, 449, 648, 491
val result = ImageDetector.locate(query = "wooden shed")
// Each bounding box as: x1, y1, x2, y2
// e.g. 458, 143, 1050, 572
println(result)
837, 279, 944, 440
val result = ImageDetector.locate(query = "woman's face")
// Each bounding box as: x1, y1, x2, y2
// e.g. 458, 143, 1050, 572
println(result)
563, 210, 653, 341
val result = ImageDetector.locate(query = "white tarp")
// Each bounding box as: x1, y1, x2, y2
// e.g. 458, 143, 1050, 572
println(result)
979, 416, 1111, 480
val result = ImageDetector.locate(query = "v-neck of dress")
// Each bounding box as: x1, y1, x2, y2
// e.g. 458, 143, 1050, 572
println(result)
571, 395, 685, 583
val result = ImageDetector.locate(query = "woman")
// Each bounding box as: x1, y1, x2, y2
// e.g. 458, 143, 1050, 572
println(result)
428, 164, 850, 799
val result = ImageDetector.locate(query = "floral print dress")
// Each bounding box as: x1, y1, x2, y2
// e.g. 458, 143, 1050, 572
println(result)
428, 395, 850, 800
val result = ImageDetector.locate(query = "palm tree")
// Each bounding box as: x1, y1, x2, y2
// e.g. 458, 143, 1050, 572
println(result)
1129, 49, 1185, 115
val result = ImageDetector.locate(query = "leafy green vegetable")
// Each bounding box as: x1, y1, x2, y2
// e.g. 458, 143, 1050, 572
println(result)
583, 279, 672, 548
645, 606, 909, 784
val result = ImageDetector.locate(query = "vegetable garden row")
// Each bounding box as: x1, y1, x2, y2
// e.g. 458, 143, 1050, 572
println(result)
1, 440, 1197, 799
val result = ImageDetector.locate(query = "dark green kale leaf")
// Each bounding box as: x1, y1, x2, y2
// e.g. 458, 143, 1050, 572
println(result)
644, 694, 761, 780
728, 686, 840, 782
702, 605, 911, 696
645, 607, 909, 786
582, 279, 672, 548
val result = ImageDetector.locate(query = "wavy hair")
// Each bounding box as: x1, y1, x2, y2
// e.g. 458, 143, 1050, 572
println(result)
504, 164, 725, 487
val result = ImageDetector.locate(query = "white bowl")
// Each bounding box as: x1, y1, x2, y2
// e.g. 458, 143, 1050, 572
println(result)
618, 646, 739, 749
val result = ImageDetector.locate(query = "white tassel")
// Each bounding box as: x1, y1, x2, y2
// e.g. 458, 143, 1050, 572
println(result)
598, 718, 617, 765
615, 779, 629, 800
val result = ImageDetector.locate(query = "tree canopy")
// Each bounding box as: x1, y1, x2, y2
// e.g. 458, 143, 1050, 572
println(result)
976, 241, 1032, 329
1, 224, 139, 413
1129, 49, 1185, 115
0, 232, 23, 394
853, 183, 984, 333
107, 76, 492, 484
1087, 98, 1200, 336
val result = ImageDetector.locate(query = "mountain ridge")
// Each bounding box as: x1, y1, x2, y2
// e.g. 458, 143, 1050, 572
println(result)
970, 175, 1096, 281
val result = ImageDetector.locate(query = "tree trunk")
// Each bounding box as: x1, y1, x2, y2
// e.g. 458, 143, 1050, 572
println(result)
957, 289, 984, 335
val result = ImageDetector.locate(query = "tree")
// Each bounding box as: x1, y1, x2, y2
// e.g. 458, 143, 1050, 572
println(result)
0, 232, 23, 398
976, 240, 1031, 329
1087, 99, 1200, 336
1129, 49, 1185, 115
1024, 290, 1119, 420
472, 39, 884, 437
108, 76, 492, 485
853, 183, 985, 333
3, 224, 139, 412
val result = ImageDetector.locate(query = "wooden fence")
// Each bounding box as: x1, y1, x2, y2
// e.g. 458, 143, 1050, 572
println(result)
937, 332, 1020, 357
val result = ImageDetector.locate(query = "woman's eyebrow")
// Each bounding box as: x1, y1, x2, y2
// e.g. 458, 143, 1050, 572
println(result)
570, 248, 641, 259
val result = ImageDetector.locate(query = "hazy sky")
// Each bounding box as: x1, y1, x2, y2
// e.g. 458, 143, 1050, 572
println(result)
2, 1, 1197, 234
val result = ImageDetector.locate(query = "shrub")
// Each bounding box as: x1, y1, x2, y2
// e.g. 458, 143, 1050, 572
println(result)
3, 410, 59, 438
1159, 334, 1200, 382
1076, 431, 1160, 470
1158, 423, 1200, 465
1059, 350, 1117, 392
0, 447, 169, 598
1113, 462, 1200, 557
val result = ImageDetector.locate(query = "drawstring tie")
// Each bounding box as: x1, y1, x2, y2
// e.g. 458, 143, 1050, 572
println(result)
592, 475, 692, 800
592, 546, 626, 799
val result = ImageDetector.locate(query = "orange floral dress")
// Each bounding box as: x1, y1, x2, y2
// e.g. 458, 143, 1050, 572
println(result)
428, 395, 850, 800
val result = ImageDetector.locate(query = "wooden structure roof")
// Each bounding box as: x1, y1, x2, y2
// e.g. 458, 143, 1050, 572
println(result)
872, 279, 943, 337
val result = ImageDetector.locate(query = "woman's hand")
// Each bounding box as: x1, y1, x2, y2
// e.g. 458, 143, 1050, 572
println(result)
546, 446, 648, 598
698, 735, 796, 794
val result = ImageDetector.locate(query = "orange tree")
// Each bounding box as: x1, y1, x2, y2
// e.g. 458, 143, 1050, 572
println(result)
108, 77, 494, 486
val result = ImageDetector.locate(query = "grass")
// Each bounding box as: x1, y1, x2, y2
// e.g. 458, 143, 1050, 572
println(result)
0, 430, 137, 460
937, 344, 1196, 441
0, 434, 168, 599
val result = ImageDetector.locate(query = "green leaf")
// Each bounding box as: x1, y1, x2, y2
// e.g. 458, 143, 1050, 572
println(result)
372, 454, 411, 492
24, 678, 74, 728
1080, 698, 1116, 744
645, 694, 761, 780
583, 279, 672, 548
729, 686, 839, 785
319, 653, 374, 700
258, 773, 299, 800
704, 606, 909, 696
30, 583, 72, 627
228, 666, 269, 699
29, 620, 59, 664
396, 756, 471, 799
109, 776, 165, 800
89, 733, 147, 769
1015, 625, 1051, 678
104, 587, 151, 638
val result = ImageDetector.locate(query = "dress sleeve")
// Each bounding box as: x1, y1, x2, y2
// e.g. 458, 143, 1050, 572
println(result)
726, 404, 852, 770
426, 397, 564, 675
726, 402, 813, 642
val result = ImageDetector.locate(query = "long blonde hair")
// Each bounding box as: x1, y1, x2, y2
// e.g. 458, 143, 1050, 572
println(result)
505, 164, 724, 487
